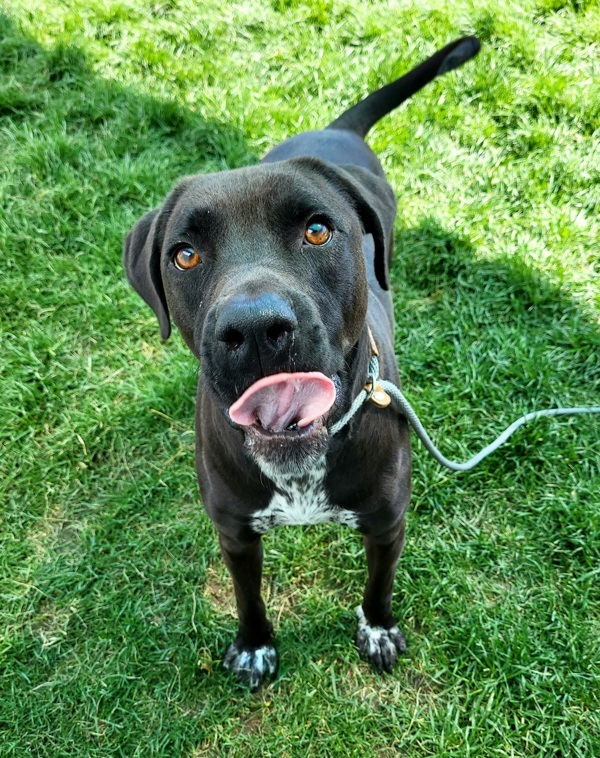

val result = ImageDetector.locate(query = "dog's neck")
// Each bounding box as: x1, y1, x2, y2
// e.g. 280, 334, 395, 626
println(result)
333, 324, 375, 440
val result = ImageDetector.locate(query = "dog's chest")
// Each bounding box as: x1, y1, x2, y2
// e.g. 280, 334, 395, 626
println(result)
250, 458, 359, 534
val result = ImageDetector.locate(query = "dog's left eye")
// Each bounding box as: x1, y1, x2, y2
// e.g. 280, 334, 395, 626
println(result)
174, 246, 201, 271
304, 221, 332, 246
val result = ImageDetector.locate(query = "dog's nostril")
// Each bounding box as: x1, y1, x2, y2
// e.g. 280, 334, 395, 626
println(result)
222, 328, 244, 349
267, 325, 290, 343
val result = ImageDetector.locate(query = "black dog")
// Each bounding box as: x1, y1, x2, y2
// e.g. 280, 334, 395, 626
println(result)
124, 36, 480, 689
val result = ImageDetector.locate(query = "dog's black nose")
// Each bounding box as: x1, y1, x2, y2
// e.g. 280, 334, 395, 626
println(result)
215, 292, 297, 365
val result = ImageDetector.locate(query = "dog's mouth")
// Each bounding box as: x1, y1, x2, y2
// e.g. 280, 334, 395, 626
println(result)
228, 372, 337, 437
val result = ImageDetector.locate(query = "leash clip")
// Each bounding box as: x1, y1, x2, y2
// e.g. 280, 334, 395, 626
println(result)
364, 379, 392, 408
364, 332, 392, 408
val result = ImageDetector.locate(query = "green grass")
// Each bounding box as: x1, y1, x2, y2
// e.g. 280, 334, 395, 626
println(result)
1, 0, 598, 754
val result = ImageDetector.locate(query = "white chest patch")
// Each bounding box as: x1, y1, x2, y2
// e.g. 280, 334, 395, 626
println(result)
250, 457, 359, 534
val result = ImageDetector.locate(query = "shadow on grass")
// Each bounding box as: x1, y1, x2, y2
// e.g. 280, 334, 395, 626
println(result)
0, 13, 256, 171
390, 217, 598, 468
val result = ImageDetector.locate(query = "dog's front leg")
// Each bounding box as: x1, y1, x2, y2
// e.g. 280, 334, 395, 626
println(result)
219, 532, 278, 690
356, 520, 407, 673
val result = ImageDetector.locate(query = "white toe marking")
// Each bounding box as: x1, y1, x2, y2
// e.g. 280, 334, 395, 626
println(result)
356, 605, 404, 659
223, 642, 278, 689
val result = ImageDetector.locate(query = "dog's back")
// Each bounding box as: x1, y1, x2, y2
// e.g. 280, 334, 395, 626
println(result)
263, 36, 479, 338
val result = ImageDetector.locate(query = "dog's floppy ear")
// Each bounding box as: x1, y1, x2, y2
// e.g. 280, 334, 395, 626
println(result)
336, 164, 396, 291
291, 158, 397, 290
123, 208, 171, 340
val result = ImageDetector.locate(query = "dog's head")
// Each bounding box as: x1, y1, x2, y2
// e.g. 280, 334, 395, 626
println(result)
124, 157, 396, 472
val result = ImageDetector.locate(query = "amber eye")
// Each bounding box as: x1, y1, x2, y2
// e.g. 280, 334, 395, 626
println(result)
174, 246, 201, 271
304, 221, 332, 246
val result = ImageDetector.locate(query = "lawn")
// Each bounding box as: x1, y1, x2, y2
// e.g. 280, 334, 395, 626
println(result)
1, 0, 599, 755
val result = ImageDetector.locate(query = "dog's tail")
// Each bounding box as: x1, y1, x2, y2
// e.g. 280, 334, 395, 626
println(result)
326, 36, 480, 138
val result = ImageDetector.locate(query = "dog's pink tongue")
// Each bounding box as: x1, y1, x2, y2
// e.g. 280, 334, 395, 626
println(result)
229, 372, 336, 432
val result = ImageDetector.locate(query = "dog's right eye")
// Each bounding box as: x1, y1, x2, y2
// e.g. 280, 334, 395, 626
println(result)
304, 221, 332, 246
174, 247, 201, 271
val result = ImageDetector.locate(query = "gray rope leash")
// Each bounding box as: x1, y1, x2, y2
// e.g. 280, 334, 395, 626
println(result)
330, 354, 600, 472
330, 355, 380, 436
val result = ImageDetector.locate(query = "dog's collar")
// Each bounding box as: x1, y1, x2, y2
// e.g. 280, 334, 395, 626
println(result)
330, 327, 391, 436
364, 327, 391, 409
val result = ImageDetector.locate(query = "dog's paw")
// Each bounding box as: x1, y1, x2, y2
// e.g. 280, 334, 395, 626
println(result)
223, 640, 278, 691
355, 605, 407, 674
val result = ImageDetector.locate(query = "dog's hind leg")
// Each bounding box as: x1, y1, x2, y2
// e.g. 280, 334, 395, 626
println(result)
219, 533, 278, 690
356, 521, 407, 673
